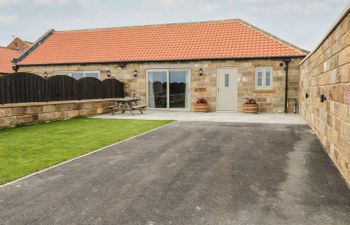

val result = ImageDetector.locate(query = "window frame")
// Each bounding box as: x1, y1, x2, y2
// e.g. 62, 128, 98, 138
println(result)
146, 69, 191, 110
54, 71, 100, 80
255, 67, 273, 89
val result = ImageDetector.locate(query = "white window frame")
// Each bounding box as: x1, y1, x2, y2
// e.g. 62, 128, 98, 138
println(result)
255, 67, 273, 89
54, 71, 100, 79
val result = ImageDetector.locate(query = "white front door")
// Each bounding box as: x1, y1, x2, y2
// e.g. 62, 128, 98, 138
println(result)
217, 68, 237, 111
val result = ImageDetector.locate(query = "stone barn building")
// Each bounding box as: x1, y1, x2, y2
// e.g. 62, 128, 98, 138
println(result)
13, 19, 307, 112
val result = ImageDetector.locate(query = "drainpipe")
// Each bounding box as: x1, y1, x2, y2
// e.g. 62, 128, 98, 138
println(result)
283, 58, 291, 113
11, 59, 18, 73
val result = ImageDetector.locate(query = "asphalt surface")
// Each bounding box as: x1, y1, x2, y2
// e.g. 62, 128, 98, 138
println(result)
1, 121, 350, 225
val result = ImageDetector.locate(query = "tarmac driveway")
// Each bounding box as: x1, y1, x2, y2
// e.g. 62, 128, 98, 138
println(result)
1, 121, 350, 225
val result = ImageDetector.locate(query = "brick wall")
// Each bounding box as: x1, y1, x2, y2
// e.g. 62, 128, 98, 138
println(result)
300, 11, 350, 186
0, 99, 116, 128
17, 58, 302, 113
7, 38, 31, 52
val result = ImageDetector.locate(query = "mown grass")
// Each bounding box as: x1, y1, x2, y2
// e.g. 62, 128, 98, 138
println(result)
0, 118, 173, 184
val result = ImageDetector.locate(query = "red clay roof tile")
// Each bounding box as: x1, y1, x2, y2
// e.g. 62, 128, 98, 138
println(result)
19, 19, 307, 65
0, 47, 18, 73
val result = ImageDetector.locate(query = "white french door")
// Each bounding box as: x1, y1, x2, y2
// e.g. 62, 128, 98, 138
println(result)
147, 69, 190, 110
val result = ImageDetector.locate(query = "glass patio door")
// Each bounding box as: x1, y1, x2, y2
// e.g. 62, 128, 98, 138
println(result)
147, 70, 189, 110
147, 71, 167, 108
169, 71, 189, 109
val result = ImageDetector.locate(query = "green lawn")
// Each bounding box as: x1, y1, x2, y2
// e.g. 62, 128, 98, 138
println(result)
0, 118, 173, 185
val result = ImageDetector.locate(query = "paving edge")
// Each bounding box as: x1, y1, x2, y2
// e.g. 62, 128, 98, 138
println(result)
0, 121, 177, 188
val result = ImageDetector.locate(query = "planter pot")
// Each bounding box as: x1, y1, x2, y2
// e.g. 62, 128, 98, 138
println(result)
242, 103, 258, 113
194, 103, 209, 112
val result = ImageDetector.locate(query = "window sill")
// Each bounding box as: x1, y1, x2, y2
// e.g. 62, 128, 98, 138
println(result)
254, 89, 276, 93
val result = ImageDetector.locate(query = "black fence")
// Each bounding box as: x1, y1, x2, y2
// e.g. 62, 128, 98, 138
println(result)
0, 73, 124, 104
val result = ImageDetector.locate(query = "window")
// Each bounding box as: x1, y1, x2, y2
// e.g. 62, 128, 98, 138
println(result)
54, 71, 100, 80
257, 68, 263, 87
55, 72, 69, 76
84, 72, 99, 79
224, 74, 229, 87
72, 72, 84, 80
255, 67, 272, 89
265, 68, 271, 86
147, 69, 190, 109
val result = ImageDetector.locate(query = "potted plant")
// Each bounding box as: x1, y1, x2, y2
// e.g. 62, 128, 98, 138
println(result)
242, 98, 258, 113
194, 97, 209, 112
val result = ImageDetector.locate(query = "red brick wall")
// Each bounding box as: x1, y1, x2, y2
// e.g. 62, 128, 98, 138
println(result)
7, 38, 31, 52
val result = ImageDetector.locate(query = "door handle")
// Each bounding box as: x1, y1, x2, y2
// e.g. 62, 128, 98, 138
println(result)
218, 87, 219, 92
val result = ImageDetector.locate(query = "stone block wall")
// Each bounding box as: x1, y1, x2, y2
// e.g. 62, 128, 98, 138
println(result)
0, 99, 115, 128
17, 58, 302, 113
300, 12, 350, 186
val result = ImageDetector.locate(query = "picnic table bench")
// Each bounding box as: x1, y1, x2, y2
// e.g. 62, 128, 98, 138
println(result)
107, 97, 146, 115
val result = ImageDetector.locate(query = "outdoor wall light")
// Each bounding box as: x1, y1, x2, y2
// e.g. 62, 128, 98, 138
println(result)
43, 71, 48, 78
320, 94, 327, 102
106, 70, 111, 77
198, 68, 204, 76
133, 70, 138, 77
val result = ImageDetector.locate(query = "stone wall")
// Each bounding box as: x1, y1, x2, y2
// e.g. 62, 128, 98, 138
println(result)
17, 58, 303, 112
0, 99, 115, 128
300, 11, 350, 186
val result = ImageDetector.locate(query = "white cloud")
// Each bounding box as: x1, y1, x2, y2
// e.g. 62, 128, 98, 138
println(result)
202, 2, 220, 12
143, 0, 196, 7
143, 0, 180, 7
0, 15, 17, 24
0, 0, 17, 6
32, 0, 69, 5
276, 2, 329, 14
225, 0, 334, 15
31, 0, 100, 7
142, 0, 221, 12
76, 0, 101, 7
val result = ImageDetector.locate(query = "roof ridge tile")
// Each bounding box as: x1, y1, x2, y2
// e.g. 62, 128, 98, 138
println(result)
56, 18, 242, 33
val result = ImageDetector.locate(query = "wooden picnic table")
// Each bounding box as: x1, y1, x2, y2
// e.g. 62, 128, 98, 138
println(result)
107, 97, 146, 115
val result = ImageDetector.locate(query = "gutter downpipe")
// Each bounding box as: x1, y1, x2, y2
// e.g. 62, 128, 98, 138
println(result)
11, 62, 18, 73
283, 58, 291, 113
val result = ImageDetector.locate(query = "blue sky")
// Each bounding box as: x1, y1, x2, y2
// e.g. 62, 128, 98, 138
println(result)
0, 0, 349, 51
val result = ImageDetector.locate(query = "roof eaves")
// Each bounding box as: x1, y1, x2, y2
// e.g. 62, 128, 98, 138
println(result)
300, 4, 350, 65
17, 54, 306, 67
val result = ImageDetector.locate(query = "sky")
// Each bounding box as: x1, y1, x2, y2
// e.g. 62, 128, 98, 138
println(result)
0, 0, 349, 51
